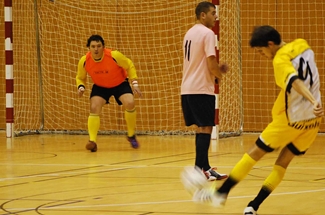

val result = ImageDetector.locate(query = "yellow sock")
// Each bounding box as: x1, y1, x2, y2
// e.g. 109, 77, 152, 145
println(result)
88, 113, 100, 142
229, 153, 257, 182
125, 108, 136, 137
263, 165, 286, 191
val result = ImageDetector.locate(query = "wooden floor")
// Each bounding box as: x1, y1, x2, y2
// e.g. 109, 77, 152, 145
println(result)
0, 132, 324, 215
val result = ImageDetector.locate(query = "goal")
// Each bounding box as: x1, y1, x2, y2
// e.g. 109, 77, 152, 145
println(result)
9, 0, 242, 137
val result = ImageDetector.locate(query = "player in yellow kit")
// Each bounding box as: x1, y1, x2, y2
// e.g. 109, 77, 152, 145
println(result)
76, 35, 142, 151
191, 26, 323, 215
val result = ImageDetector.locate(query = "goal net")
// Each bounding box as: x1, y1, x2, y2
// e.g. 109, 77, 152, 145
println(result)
12, 0, 242, 137
241, 0, 325, 132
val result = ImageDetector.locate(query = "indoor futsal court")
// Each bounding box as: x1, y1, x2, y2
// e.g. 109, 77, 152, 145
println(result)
0, 133, 325, 214
2, 0, 325, 214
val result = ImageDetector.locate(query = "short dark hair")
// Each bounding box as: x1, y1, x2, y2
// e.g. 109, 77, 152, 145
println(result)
195, 1, 215, 20
249, 25, 281, 47
86, 34, 105, 47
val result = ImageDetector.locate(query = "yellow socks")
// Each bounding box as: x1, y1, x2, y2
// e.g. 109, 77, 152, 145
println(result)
125, 108, 136, 137
87, 108, 137, 142
218, 153, 257, 194
88, 113, 100, 142
229, 153, 257, 182
247, 165, 286, 211
263, 165, 286, 191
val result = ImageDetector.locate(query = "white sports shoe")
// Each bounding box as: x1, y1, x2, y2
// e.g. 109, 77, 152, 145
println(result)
204, 167, 228, 181
192, 188, 227, 207
243, 206, 257, 215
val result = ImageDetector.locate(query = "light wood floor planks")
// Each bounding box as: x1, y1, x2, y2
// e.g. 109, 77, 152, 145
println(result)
0, 132, 324, 215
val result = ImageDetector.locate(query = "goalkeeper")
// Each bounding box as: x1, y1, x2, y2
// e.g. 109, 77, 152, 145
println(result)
76, 34, 142, 152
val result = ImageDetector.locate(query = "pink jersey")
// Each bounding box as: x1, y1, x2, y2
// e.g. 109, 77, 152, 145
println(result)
181, 24, 216, 95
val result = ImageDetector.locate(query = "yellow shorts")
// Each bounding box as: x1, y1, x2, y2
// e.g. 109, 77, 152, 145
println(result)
259, 115, 322, 155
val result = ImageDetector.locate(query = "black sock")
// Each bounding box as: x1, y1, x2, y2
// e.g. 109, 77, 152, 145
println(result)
247, 186, 271, 211
217, 176, 238, 194
195, 133, 211, 171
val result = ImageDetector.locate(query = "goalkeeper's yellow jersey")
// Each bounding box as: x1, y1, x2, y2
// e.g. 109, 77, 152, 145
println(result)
272, 39, 321, 123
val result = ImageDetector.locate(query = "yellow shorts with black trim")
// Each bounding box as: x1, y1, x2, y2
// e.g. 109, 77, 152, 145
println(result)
259, 114, 322, 155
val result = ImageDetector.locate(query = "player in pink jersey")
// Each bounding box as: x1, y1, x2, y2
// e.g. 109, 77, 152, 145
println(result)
181, 1, 228, 181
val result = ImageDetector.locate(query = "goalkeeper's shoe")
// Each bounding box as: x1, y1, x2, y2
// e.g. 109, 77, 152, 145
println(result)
86, 140, 97, 152
127, 135, 139, 149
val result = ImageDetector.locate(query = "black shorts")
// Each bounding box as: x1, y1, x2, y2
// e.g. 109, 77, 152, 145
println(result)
181, 94, 215, 127
90, 80, 133, 105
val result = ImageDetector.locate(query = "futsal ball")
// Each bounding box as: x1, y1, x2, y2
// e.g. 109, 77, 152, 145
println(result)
180, 166, 207, 195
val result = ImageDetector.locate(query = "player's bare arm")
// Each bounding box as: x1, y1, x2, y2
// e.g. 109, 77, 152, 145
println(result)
207, 55, 228, 80
291, 78, 324, 117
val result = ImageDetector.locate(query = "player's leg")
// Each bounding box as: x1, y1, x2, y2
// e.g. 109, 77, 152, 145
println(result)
221, 143, 267, 190
193, 115, 294, 206
119, 93, 136, 135
243, 118, 321, 214
181, 95, 209, 176
115, 81, 139, 148
193, 136, 272, 206
88, 95, 106, 139
86, 85, 110, 152
193, 143, 268, 206
182, 94, 227, 181
218, 137, 274, 189
196, 126, 212, 172
194, 95, 214, 177
244, 146, 295, 214
197, 126, 228, 180
120, 93, 138, 148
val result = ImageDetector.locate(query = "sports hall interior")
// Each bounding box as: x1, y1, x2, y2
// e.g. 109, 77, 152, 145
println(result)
0, 1, 324, 215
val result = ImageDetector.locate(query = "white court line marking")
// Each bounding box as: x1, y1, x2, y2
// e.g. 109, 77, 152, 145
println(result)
0, 163, 325, 170
3, 188, 325, 211
1, 164, 324, 182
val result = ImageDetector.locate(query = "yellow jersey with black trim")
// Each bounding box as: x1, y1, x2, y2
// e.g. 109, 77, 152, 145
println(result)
272, 39, 321, 123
